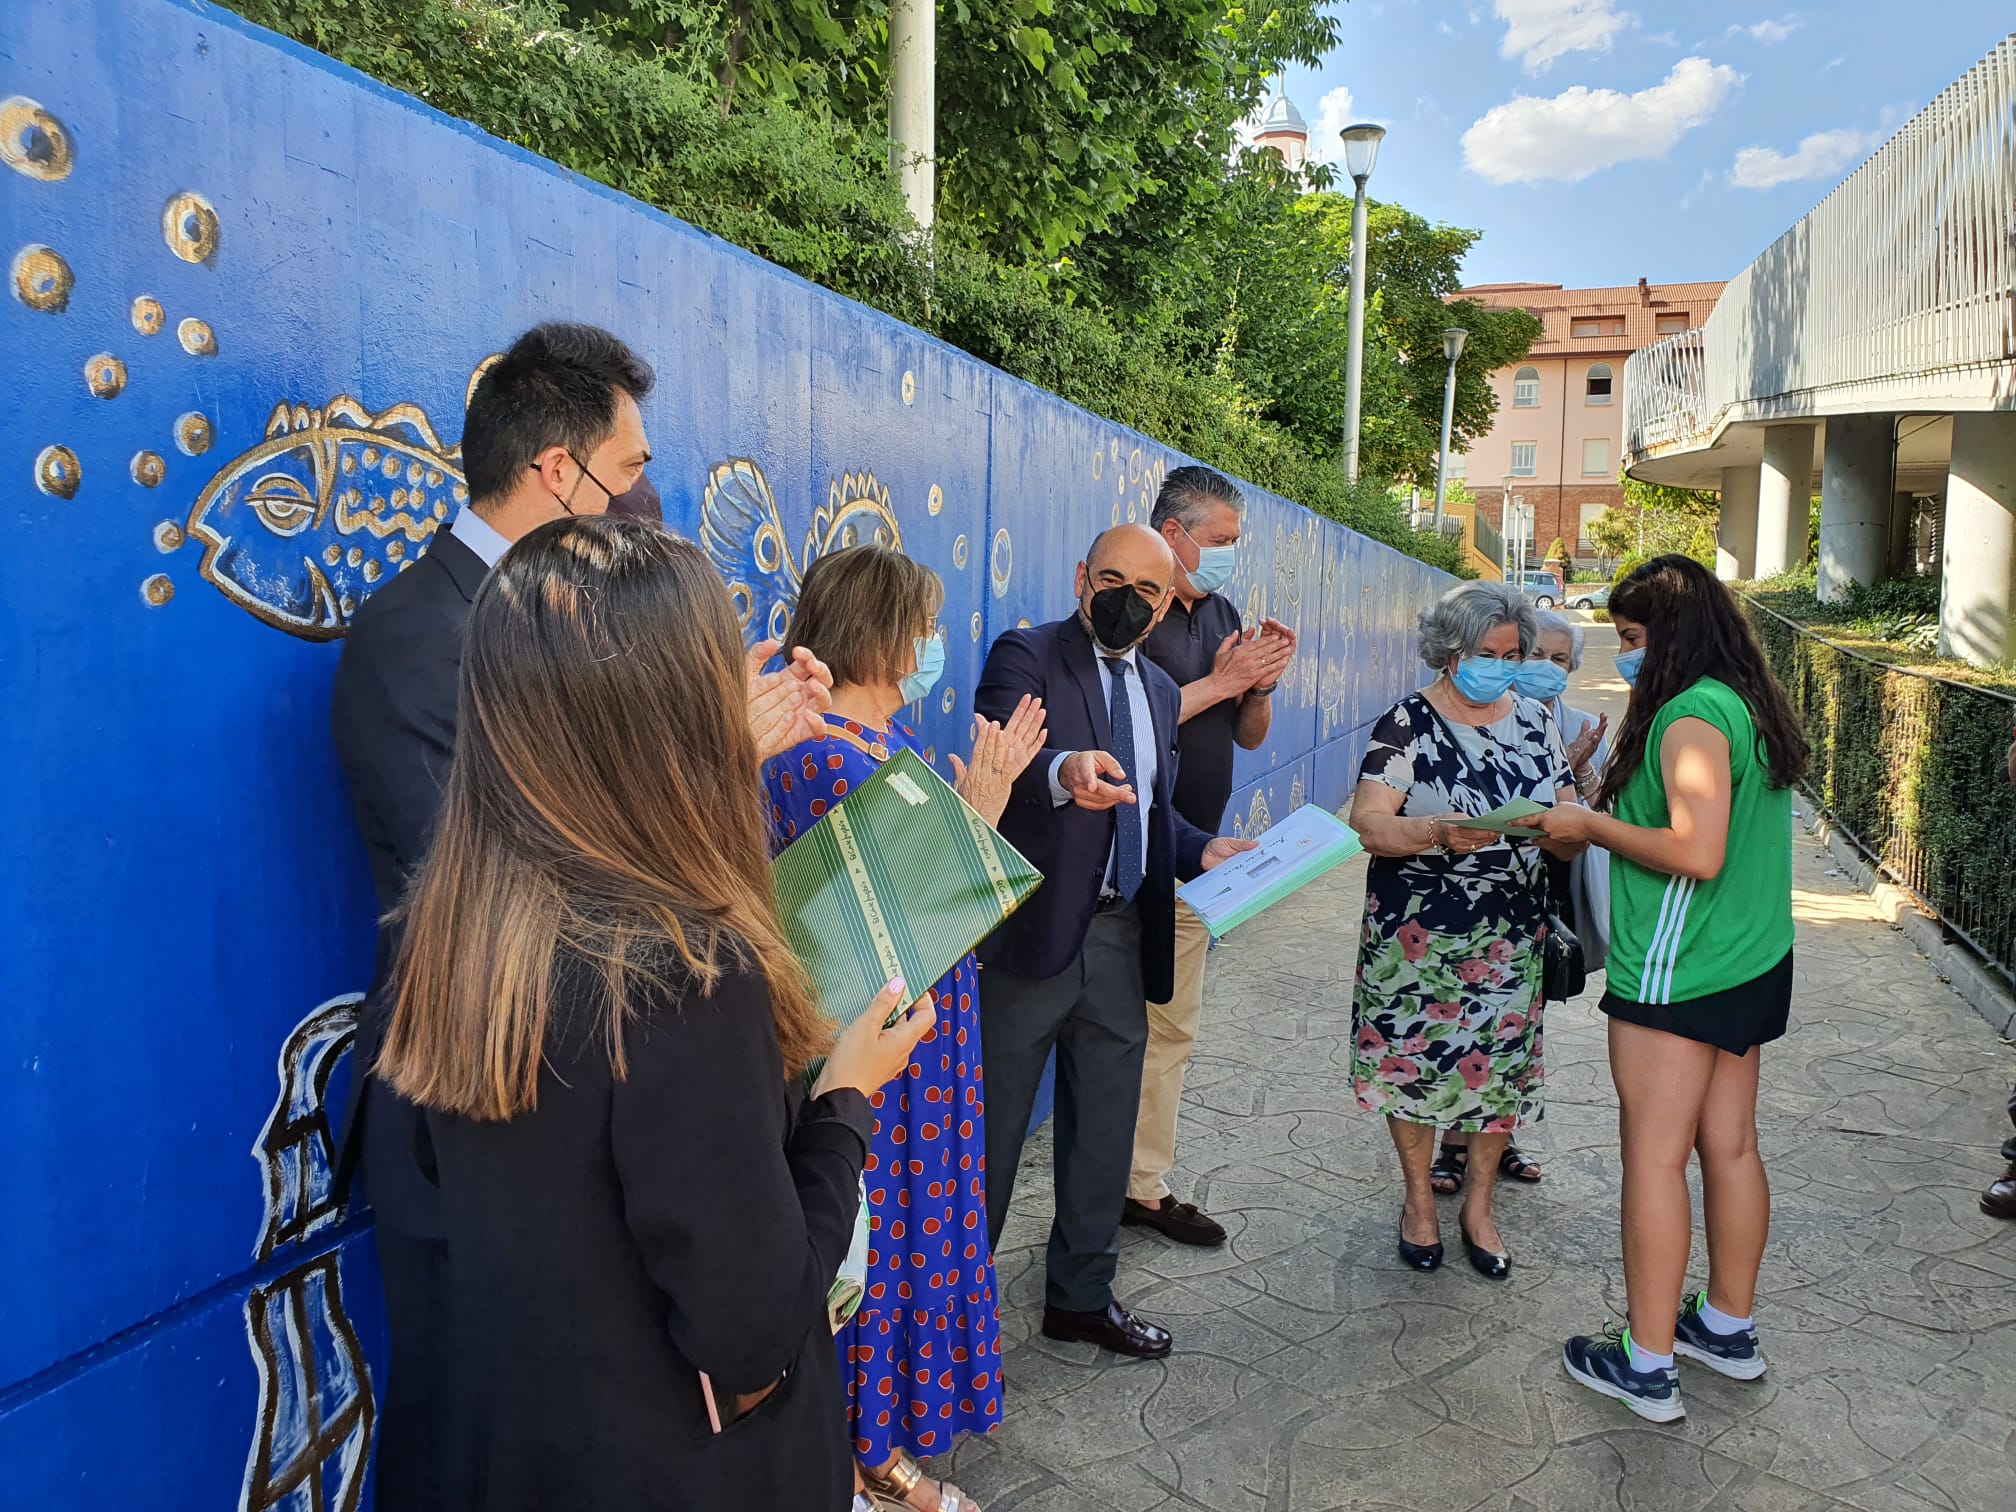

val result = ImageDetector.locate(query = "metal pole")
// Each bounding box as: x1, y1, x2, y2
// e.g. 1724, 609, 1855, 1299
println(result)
889, 0, 936, 233
1343, 174, 1369, 486
1432, 355, 1458, 531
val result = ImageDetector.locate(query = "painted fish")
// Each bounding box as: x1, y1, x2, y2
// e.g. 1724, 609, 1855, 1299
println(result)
181, 397, 466, 640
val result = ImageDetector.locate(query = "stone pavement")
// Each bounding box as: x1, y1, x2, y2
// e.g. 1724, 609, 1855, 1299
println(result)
946, 620, 2016, 1511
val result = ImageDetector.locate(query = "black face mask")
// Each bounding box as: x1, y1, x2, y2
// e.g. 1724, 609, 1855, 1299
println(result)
1086, 584, 1158, 652
605, 471, 662, 527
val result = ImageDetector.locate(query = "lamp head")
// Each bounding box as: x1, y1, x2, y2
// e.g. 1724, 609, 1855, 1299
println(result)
1340, 122, 1387, 182
1442, 327, 1469, 364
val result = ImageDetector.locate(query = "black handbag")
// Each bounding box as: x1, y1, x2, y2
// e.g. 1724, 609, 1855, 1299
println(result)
1420, 696, 1587, 1003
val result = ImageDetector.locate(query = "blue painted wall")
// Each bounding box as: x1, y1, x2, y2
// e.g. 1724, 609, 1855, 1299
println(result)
0, 0, 1449, 1502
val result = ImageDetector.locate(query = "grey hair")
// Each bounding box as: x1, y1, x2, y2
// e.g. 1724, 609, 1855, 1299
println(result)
1416, 580, 1538, 670
1534, 608, 1586, 670
1150, 464, 1245, 533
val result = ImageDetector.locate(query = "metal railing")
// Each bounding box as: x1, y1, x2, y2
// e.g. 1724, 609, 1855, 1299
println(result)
1473, 507, 1503, 573
1744, 596, 2016, 989
1625, 33, 2016, 463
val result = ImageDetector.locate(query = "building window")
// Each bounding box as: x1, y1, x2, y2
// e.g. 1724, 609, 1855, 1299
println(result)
1585, 363, 1613, 405
1510, 442, 1537, 477
1577, 501, 1607, 553
1571, 316, 1626, 338
1512, 366, 1540, 407
1656, 313, 1689, 335
1582, 437, 1610, 476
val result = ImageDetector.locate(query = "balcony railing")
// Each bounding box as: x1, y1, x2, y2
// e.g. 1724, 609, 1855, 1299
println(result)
1473, 508, 1503, 572
1624, 32, 2016, 464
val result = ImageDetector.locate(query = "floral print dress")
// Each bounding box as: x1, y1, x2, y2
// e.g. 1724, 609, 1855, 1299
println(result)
763, 714, 1003, 1466
1352, 692, 1571, 1132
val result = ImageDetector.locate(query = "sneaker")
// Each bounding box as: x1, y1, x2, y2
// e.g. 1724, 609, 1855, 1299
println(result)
1562, 1327, 1685, 1423
1674, 1291, 1768, 1379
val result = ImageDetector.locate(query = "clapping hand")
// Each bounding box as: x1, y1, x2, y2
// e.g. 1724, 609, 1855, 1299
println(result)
1564, 713, 1609, 777
950, 695, 1047, 826
1253, 618, 1297, 691
746, 640, 834, 761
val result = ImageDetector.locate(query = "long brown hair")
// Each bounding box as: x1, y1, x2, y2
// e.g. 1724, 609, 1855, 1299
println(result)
1597, 554, 1810, 810
379, 516, 828, 1119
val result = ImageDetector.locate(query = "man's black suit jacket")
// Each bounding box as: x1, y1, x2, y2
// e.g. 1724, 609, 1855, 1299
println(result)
973, 614, 1215, 1003
328, 527, 486, 1509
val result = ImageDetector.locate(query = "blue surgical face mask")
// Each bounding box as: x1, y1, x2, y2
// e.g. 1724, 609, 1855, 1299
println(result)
1450, 655, 1520, 704
1512, 659, 1570, 701
1180, 524, 1237, 596
899, 633, 945, 704
1615, 646, 1646, 688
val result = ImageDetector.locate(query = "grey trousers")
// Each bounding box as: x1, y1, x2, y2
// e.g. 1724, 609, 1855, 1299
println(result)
981, 902, 1148, 1313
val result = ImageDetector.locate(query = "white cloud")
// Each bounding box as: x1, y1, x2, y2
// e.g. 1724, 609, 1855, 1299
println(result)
1822, 54, 1847, 73
1728, 127, 1877, 189
1438, 18, 1456, 34
1647, 28, 1679, 46
1461, 56, 1742, 185
1494, 0, 1633, 74
1727, 17, 1799, 44
1305, 85, 1366, 167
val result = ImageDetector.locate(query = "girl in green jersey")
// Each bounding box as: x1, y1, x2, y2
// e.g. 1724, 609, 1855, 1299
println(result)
1534, 556, 1809, 1423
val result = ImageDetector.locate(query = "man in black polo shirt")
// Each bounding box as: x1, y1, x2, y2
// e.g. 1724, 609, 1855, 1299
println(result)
1123, 465, 1296, 1246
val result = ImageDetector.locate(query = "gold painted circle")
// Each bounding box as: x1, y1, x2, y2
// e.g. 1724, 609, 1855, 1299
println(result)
85, 353, 127, 399
1091, 450, 1103, 482
952, 533, 970, 570
940, 686, 956, 714
162, 192, 220, 263
35, 444, 80, 499
177, 318, 216, 357
12, 244, 72, 312
134, 453, 168, 489
142, 574, 175, 606
989, 528, 1012, 598
901, 370, 917, 405
175, 412, 213, 456
131, 295, 165, 336
928, 485, 944, 517
1, 98, 73, 181
969, 611, 982, 641
153, 520, 184, 552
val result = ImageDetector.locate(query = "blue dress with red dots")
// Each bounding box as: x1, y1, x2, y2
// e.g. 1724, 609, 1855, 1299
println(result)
763, 714, 1003, 1466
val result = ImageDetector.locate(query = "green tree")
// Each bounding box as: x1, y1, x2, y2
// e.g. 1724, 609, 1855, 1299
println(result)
1587, 472, 1719, 565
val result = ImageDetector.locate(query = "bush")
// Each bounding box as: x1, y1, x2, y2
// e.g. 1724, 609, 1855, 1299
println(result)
1743, 598, 2016, 986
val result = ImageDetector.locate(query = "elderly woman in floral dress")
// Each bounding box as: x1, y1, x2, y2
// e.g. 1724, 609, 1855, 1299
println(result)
1348, 581, 1584, 1280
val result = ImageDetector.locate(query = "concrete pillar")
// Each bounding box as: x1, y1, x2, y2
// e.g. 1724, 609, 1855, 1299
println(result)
1754, 423, 1816, 579
1817, 413, 1895, 602
1938, 412, 2016, 667
1717, 464, 1760, 580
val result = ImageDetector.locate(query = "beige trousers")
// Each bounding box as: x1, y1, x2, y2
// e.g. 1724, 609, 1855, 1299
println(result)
1129, 900, 1213, 1203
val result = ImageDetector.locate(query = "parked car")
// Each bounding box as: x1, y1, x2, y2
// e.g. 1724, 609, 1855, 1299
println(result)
1568, 582, 1612, 611
1515, 569, 1564, 607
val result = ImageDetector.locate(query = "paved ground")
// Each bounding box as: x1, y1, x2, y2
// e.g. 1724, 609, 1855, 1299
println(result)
945, 620, 2016, 1511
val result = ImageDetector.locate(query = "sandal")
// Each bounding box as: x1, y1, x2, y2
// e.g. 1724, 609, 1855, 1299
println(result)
1429, 1141, 1469, 1195
864, 1453, 982, 1512
1499, 1144, 1543, 1183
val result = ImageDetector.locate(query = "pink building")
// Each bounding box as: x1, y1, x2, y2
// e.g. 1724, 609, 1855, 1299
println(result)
1453, 278, 1726, 569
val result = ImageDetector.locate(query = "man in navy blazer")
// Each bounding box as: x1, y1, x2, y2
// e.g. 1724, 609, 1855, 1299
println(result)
974, 523, 1252, 1358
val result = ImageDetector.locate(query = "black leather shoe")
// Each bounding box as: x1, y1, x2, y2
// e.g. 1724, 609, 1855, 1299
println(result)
1398, 1215, 1444, 1272
1042, 1301, 1173, 1358
1460, 1219, 1511, 1279
1982, 1166, 2016, 1220
2000, 1134, 2016, 1164
1122, 1196, 1229, 1247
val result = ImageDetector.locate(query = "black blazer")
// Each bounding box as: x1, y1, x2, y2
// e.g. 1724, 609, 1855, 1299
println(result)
973, 614, 1213, 1002
426, 956, 871, 1510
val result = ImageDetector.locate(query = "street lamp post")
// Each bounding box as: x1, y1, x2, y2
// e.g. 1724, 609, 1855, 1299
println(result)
1339, 122, 1386, 488
1502, 473, 1515, 581
1431, 326, 1468, 534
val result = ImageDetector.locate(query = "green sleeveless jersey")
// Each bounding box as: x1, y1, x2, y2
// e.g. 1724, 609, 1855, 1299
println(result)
1606, 677, 1793, 1005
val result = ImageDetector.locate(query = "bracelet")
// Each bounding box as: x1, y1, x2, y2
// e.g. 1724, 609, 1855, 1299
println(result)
1251, 683, 1277, 697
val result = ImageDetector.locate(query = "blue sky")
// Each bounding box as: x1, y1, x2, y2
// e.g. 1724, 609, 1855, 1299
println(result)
1267, 2, 2013, 289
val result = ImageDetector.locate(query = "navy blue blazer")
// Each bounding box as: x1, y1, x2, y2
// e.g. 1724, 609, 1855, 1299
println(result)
974, 613, 1214, 1002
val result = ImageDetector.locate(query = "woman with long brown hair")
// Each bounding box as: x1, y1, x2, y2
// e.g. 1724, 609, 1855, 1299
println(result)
1535, 554, 1810, 1424
377, 516, 935, 1509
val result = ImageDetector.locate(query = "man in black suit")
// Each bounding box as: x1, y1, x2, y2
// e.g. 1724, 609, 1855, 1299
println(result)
974, 523, 1253, 1359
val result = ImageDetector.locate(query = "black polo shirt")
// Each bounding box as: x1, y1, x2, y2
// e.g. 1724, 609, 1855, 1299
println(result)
1142, 591, 1247, 832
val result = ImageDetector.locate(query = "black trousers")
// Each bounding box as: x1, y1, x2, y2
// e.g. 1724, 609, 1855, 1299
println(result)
980, 902, 1148, 1314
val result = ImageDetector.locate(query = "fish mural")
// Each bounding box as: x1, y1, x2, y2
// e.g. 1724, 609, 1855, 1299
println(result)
176, 395, 469, 640
700, 458, 904, 648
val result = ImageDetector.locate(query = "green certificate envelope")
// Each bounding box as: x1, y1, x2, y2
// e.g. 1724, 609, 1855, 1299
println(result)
773, 747, 1044, 1028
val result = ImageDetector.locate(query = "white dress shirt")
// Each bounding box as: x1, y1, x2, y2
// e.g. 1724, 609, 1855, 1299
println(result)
1048, 643, 1160, 894
449, 507, 512, 570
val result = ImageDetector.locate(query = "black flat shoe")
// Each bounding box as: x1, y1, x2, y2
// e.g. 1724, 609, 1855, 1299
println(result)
1460, 1219, 1511, 1279
1398, 1215, 1444, 1271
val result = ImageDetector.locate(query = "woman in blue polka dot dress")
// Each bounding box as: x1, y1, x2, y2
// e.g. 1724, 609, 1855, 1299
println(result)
765, 546, 1048, 1512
